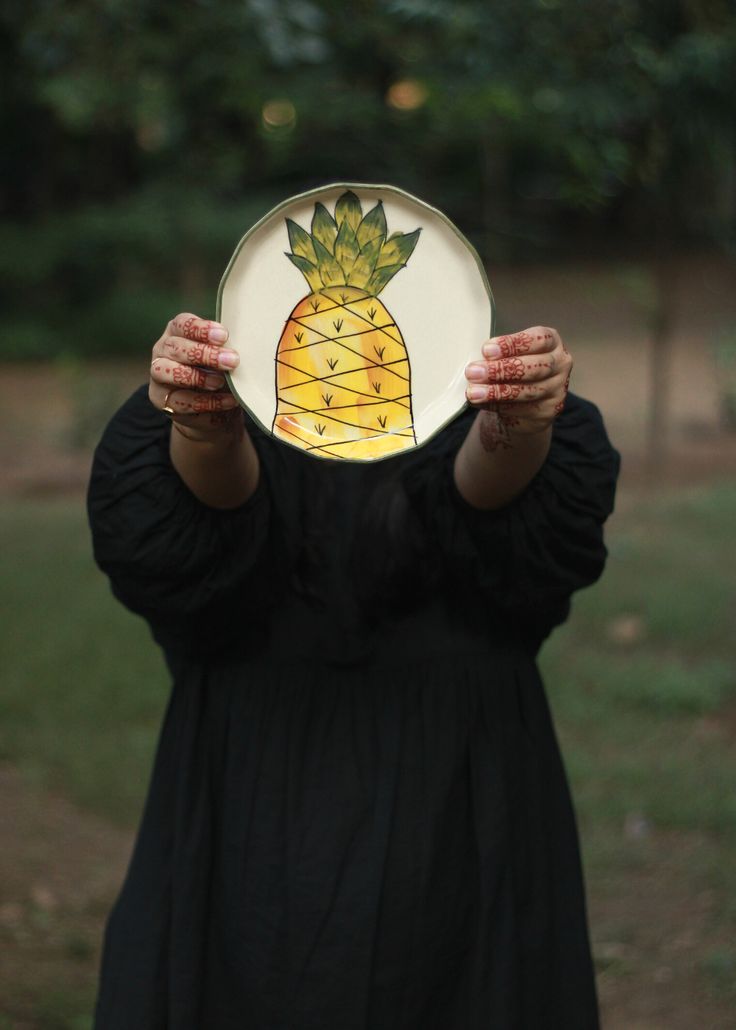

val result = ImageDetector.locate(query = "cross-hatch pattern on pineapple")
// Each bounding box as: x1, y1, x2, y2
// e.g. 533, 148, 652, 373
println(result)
272, 191, 420, 461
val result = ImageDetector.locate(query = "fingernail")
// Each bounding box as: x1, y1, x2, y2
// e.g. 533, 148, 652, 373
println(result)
467, 385, 488, 401
217, 349, 239, 368
482, 340, 502, 358
465, 362, 487, 382
204, 373, 225, 389
209, 326, 229, 343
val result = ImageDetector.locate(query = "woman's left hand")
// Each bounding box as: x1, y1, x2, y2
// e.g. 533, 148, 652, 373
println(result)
464, 326, 572, 442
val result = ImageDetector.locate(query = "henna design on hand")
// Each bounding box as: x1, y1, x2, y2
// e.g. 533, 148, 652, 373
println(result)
173, 364, 199, 387
479, 407, 518, 452
488, 357, 526, 381
171, 407, 245, 443
485, 382, 525, 402
554, 371, 571, 415
495, 328, 556, 358
186, 342, 208, 366
179, 316, 214, 343
172, 364, 222, 389
209, 409, 245, 439
496, 331, 534, 357
192, 392, 227, 414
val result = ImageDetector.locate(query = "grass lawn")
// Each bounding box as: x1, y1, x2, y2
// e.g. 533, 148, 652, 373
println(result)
541, 482, 736, 1018
1, 481, 735, 1026
0, 496, 168, 826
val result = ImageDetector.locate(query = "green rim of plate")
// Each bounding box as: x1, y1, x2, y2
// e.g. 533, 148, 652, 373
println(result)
217, 181, 495, 462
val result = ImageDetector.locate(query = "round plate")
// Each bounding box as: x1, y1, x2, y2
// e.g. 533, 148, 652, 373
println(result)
218, 182, 494, 462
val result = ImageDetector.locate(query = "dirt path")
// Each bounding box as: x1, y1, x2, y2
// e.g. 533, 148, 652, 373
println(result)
2, 253, 734, 499
0, 766, 131, 1027
1, 766, 733, 1028
590, 828, 736, 1028
1, 254, 734, 1026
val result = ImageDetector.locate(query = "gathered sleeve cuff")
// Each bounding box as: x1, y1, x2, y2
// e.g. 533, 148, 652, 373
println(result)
400, 393, 620, 645
87, 386, 273, 656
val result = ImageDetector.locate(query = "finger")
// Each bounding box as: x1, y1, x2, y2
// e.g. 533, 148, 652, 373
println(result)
554, 369, 572, 414
155, 334, 239, 371
466, 381, 552, 405
481, 327, 557, 359
150, 358, 226, 391
169, 313, 229, 345
463, 376, 572, 403
150, 382, 239, 415
465, 354, 557, 385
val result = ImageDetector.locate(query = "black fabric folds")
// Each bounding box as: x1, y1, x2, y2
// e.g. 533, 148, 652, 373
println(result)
399, 394, 620, 650
87, 385, 620, 1030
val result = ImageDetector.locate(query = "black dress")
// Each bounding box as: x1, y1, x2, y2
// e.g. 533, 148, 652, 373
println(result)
87, 386, 619, 1030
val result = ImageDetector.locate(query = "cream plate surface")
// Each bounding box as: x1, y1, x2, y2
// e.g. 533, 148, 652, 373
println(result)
218, 182, 494, 462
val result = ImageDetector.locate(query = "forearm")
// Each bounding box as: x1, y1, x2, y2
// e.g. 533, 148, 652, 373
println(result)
169, 419, 260, 510
453, 409, 552, 510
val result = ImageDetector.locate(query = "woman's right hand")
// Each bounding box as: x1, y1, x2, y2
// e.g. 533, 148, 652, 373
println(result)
149, 312, 242, 437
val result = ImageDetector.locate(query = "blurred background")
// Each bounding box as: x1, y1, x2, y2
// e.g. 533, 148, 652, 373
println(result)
1, 0, 735, 1026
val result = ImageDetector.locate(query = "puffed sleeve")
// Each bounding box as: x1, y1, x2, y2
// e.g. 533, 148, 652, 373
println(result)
400, 392, 620, 648
87, 386, 278, 658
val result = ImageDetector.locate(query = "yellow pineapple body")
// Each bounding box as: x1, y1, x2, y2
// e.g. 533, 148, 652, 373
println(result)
273, 190, 421, 460
272, 286, 416, 460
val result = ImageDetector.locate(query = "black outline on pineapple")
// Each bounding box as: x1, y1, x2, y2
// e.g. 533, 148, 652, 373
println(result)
272, 190, 420, 460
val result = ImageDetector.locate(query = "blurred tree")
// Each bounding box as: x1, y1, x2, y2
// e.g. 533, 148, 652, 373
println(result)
384, 0, 736, 462
0, 0, 734, 363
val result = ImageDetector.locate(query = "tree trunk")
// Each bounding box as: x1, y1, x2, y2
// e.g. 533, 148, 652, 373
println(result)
647, 251, 676, 474
479, 134, 508, 267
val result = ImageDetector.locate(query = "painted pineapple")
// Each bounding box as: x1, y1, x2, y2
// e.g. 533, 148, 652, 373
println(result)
272, 190, 420, 460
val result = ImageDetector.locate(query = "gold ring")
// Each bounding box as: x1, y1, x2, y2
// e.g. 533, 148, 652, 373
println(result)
162, 389, 176, 416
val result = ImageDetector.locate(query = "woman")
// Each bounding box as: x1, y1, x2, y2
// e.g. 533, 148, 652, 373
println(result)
88, 313, 619, 1029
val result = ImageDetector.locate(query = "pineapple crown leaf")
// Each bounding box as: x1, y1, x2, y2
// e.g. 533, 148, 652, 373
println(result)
286, 219, 317, 265
334, 218, 360, 275
312, 236, 344, 288
367, 262, 407, 295
347, 233, 385, 290
286, 190, 420, 296
335, 191, 362, 233
286, 253, 322, 293
375, 228, 421, 270
357, 201, 387, 248
311, 203, 337, 253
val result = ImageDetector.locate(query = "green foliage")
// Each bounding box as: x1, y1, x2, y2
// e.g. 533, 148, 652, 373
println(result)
541, 483, 736, 839
1, 0, 735, 356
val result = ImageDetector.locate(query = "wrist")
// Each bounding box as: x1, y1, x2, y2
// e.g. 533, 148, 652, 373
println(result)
169, 411, 245, 447
476, 408, 553, 443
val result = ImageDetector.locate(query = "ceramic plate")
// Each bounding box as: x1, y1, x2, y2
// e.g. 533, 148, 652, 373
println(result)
218, 182, 494, 462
